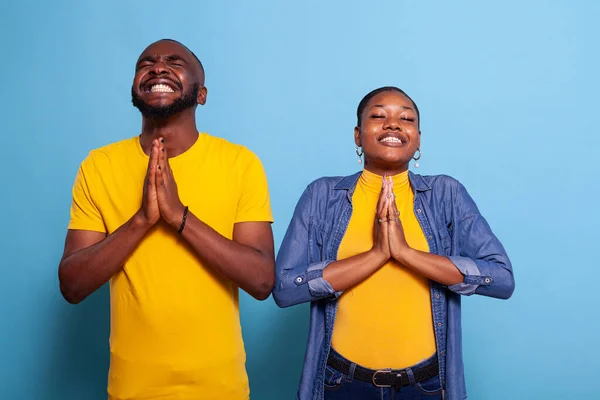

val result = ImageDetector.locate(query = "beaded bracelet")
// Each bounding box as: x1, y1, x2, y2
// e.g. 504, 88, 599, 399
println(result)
177, 206, 189, 234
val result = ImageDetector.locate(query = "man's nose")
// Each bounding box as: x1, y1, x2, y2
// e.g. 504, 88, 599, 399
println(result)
150, 61, 168, 75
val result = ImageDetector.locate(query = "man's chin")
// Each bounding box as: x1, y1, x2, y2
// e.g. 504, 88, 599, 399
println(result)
141, 98, 176, 110
131, 83, 199, 119
136, 105, 183, 119
132, 97, 188, 119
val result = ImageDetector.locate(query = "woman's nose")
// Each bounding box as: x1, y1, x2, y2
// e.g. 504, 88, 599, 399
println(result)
384, 118, 402, 130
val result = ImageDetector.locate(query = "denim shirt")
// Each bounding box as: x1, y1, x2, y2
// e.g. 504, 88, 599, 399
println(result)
273, 171, 515, 400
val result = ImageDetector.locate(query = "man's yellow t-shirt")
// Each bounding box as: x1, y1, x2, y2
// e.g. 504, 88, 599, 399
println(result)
68, 133, 273, 400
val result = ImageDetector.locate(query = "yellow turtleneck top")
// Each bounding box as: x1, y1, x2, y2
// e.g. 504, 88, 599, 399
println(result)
331, 169, 436, 369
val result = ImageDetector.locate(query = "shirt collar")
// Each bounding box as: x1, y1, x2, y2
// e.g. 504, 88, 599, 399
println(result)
334, 170, 432, 192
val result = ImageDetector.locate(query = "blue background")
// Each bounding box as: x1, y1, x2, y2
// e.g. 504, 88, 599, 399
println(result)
1, 1, 598, 399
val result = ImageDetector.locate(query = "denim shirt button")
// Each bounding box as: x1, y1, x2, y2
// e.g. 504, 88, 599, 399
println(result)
435, 293, 440, 299
437, 322, 443, 327
295, 277, 303, 283
417, 209, 422, 213
484, 277, 491, 284
428, 235, 433, 239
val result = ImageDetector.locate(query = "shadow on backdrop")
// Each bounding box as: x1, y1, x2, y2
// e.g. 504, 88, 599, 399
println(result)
244, 301, 309, 399
43, 285, 110, 400
40, 285, 306, 400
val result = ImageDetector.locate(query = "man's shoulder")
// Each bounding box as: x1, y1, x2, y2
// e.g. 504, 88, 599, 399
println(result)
84, 136, 140, 164
200, 133, 261, 163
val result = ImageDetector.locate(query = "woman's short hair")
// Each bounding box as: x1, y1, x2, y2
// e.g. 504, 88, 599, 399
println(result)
356, 86, 420, 128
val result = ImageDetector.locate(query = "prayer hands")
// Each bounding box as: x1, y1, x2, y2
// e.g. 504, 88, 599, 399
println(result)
136, 140, 161, 227
155, 139, 186, 228
136, 138, 186, 229
374, 175, 411, 262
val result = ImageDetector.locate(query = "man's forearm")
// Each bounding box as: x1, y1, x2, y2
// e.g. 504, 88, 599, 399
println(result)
59, 213, 151, 304
178, 212, 274, 300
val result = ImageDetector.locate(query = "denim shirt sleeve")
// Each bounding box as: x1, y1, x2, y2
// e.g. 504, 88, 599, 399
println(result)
447, 182, 515, 299
272, 184, 341, 308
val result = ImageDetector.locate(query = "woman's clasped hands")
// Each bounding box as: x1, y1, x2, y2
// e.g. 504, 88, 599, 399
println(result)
373, 175, 412, 264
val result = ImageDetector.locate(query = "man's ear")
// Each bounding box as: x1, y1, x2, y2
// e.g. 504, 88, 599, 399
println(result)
197, 86, 208, 105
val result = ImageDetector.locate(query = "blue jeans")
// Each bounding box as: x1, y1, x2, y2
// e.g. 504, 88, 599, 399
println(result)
323, 350, 443, 400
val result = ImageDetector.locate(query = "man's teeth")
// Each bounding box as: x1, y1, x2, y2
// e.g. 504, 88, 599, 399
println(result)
150, 84, 175, 93
380, 137, 403, 144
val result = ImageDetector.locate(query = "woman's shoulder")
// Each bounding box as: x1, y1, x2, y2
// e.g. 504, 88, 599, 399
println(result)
410, 172, 464, 191
412, 173, 482, 214
305, 171, 362, 192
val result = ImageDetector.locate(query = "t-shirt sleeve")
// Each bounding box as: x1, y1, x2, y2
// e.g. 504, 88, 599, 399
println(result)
68, 154, 107, 233
235, 150, 273, 223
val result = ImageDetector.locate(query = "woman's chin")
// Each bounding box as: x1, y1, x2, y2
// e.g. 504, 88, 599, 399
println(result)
367, 156, 411, 169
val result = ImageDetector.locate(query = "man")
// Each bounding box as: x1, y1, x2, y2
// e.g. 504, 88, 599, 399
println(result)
58, 39, 275, 400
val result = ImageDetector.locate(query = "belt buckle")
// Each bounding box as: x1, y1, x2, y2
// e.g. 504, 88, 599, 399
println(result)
372, 369, 393, 388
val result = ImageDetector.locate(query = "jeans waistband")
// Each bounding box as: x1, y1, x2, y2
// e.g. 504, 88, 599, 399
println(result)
327, 348, 439, 388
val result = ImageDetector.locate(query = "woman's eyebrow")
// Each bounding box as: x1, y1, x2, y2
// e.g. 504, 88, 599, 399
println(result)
371, 104, 414, 110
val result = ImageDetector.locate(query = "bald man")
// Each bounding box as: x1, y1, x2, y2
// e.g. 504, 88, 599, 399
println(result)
59, 39, 275, 400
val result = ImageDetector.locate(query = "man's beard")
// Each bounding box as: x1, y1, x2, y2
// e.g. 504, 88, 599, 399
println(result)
131, 83, 200, 119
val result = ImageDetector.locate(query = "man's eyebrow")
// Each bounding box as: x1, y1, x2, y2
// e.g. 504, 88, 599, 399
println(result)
136, 54, 188, 66
137, 55, 156, 65
165, 55, 188, 63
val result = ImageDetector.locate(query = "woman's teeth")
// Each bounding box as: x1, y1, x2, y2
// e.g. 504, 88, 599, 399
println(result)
380, 137, 403, 144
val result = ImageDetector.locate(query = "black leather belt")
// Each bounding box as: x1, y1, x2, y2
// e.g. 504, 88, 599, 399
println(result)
327, 351, 439, 388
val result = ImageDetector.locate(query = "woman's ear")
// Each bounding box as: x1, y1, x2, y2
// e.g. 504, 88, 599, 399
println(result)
354, 126, 361, 147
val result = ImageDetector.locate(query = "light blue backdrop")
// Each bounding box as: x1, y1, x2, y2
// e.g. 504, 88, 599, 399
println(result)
1, 1, 598, 399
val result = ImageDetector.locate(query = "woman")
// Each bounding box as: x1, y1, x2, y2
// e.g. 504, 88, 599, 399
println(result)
273, 86, 515, 400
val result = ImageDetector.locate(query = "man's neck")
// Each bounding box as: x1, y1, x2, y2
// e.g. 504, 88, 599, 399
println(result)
140, 110, 199, 158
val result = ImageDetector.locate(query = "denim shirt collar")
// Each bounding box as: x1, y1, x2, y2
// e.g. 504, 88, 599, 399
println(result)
333, 170, 432, 193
